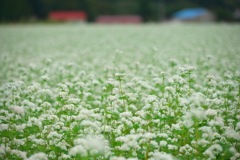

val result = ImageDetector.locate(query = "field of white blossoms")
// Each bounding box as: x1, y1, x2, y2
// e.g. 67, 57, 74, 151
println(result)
0, 23, 240, 160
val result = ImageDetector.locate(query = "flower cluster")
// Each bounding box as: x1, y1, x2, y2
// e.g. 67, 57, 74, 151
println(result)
0, 24, 239, 160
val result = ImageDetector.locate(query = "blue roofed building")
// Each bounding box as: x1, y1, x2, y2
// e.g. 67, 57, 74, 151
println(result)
172, 8, 215, 22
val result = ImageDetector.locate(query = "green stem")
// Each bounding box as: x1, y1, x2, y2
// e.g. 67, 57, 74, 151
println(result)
103, 105, 107, 137
238, 82, 240, 109
162, 77, 165, 97
145, 105, 153, 160
145, 140, 150, 160
188, 73, 191, 96
119, 80, 127, 111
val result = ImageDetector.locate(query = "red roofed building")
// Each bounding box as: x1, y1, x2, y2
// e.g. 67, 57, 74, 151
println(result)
96, 15, 142, 24
49, 11, 87, 22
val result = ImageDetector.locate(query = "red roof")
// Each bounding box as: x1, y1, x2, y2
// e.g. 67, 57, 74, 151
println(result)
49, 11, 87, 21
96, 15, 142, 24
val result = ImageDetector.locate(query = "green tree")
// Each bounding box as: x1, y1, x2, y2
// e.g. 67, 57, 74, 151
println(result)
0, 0, 32, 21
139, 0, 152, 21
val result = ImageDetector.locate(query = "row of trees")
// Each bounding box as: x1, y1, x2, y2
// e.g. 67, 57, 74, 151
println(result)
0, 0, 239, 22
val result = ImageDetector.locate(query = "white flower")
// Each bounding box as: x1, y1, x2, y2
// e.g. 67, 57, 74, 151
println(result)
41, 102, 52, 108
102, 125, 112, 132
150, 141, 159, 148
169, 59, 177, 66
0, 124, 8, 131
57, 92, 68, 100
153, 78, 162, 85
183, 107, 205, 127
159, 140, 168, 147
224, 127, 240, 140
144, 132, 156, 139
118, 144, 130, 151
168, 144, 178, 150
112, 88, 119, 94
199, 126, 214, 139
41, 75, 50, 81
132, 116, 142, 123
135, 110, 146, 118
235, 122, 240, 130
108, 95, 117, 102
183, 118, 194, 128
62, 104, 75, 111
27, 83, 39, 92
207, 74, 215, 80
197, 139, 210, 147
58, 83, 69, 92
11, 149, 27, 159
205, 109, 217, 116
9, 105, 24, 115
127, 158, 138, 160
115, 73, 127, 80
203, 144, 222, 159
110, 156, 126, 160
67, 98, 80, 104
27, 152, 48, 160
179, 144, 194, 154
145, 95, 158, 104
120, 111, 132, 117
47, 131, 63, 139
58, 154, 71, 160
179, 66, 196, 75
69, 145, 87, 157
149, 152, 174, 160
229, 147, 237, 154
190, 107, 205, 120
45, 58, 52, 64
190, 92, 205, 107
158, 133, 168, 138
0, 144, 5, 155
70, 134, 109, 156
172, 75, 186, 84
165, 86, 175, 93
171, 123, 181, 130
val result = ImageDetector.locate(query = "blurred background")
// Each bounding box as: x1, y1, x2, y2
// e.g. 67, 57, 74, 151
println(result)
0, 0, 239, 23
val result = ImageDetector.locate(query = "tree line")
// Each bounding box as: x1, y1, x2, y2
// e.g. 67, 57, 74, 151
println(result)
0, 0, 239, 22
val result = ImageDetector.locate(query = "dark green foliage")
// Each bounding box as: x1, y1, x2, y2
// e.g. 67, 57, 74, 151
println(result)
0, 0, 239, 22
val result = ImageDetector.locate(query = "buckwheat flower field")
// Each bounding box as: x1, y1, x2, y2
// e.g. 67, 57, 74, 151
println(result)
0, 24, 240, 160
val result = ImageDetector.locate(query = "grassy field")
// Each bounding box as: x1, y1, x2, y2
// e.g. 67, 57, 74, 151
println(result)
0, 23, 240, 160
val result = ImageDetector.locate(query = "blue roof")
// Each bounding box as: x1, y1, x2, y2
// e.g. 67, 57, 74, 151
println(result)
172, 8, 208, 19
